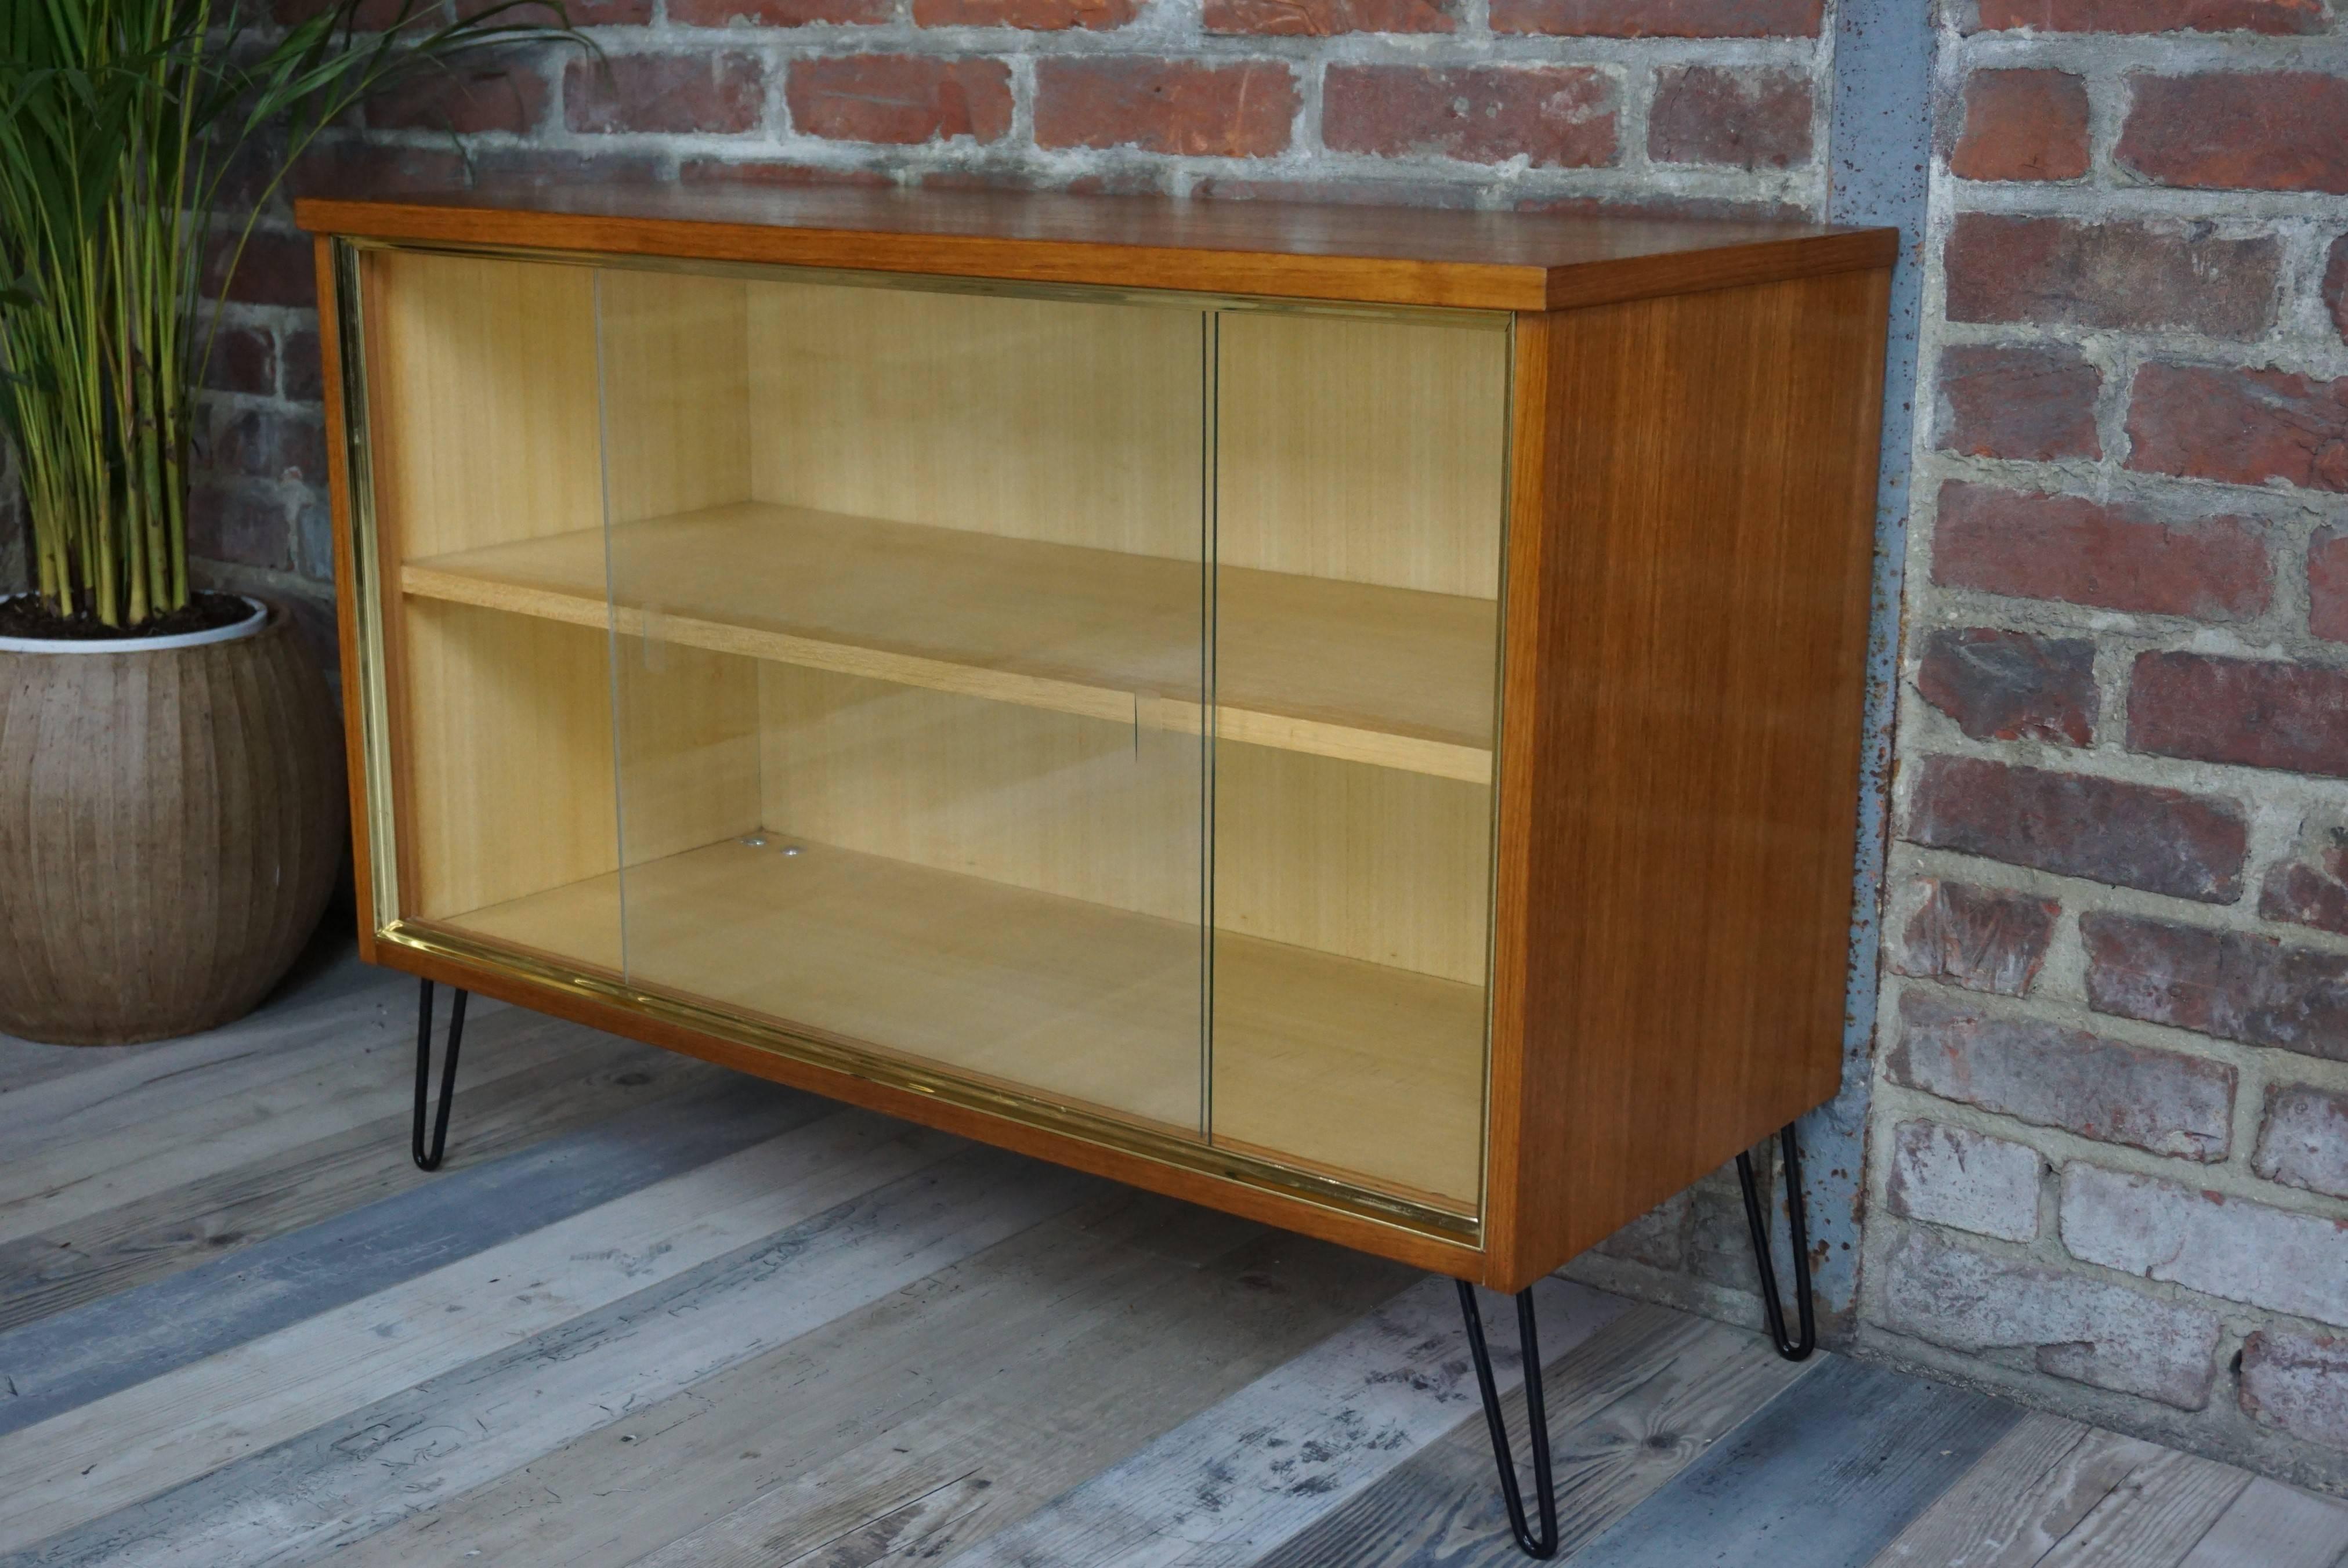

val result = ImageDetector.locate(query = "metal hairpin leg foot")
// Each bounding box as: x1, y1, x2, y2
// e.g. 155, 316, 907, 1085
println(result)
413, 979, 468, 1172
1456, 1280, 1559, 1559
1736, 1121, 1817, 1361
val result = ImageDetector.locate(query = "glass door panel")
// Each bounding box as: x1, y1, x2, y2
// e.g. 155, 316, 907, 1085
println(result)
599, 266, 1210, 1139
364, 248, 624, 961
1209, 308, 1511, 1216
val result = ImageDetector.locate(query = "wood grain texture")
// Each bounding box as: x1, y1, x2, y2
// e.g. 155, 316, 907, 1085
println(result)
397, 600, 620, 918
0, 607, 345, 1045
0, 1004, 639, 1248
2032, 1443, 2252, 1568
441, 835, 1486, 1206
0, 1055, 784, 1436
314, 236, 378, 962
1213, 743, 1491, 984
1216, 310, 1507, 597
360, 249, 618, 922
755, 662, 1200, 928
0, 1038, 118, 1096
747, 280, 1201, 559
334, 1199, 1407, 1568
12, 945, 2318, 1568
0, 1124, 1008, 1563
1868, 1417, 2176, 1568
366, 934, 1488, 1281
404, 502, 1496, 781
614, 632, 765, 870
366, 251, 601, 561
1254, 1303, 1814, 1567
295, 187, 1898, 312
1566, 1354, 2021, 1568
947, 1276, 1622, 1567
596, 265, 751, 526
1485, 265, 1891, 1290
0, 947, 401, 1156
2177, 1478, 2348, 1568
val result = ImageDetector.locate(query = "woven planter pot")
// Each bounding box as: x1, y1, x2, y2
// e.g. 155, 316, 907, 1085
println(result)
0, 599, 346, 1045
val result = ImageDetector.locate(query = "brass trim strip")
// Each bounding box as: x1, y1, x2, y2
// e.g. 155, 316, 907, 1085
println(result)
377, 917, 1483, 1246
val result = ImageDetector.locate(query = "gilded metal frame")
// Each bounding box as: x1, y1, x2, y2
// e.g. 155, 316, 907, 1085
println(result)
326, 232, 1512, 1251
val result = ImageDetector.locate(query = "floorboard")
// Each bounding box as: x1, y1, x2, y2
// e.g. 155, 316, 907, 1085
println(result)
0, 1006, 623, 1240
0, 1114, 987, 1561
2179, 1478, 2348, 1568
0, 1025, 725, 1337
2031, 1443, 2251, 1568
1865, 1414, 2140, 1568
1564, 1353, 2023, 1568
340, 1201, 1404, 1568
1254, 1304, 1814, 1568
3, 940, 2329, 1568
0, 949, 433, 1153
0, 941, 386, 1099
943, 1276, 1624, 1568
0, 1073, 816, 1437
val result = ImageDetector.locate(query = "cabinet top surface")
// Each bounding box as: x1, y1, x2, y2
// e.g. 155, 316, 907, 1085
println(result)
294, 184, 1896, 311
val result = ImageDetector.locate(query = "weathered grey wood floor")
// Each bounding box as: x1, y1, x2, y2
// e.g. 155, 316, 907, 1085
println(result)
4, 934, 2345, 1567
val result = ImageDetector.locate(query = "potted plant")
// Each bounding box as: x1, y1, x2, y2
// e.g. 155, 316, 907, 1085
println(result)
0, 0, 573, 1044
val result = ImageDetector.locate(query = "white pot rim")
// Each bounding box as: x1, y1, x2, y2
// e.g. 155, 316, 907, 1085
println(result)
0, 593, 269, 654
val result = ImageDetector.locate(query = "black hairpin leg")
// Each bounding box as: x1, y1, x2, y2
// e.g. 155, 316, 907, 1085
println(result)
413, 979, 468, 1172
1456, 1280, 1559, 1559
1735, 1121, 1817, 1361
1456, 1120, 1817, 1558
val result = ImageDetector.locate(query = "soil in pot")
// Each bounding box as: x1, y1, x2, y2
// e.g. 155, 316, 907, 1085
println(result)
0, 589, 257, 642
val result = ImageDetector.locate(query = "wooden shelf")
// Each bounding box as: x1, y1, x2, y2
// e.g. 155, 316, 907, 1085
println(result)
401, 502, 1497, 783
446, 836, 1486, 1210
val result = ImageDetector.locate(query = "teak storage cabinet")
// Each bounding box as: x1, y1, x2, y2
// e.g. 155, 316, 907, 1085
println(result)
300, 189, 1895, 1292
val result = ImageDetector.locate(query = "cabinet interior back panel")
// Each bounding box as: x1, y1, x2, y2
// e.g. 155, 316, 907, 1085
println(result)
614, 634, 766, 871
1213, 744, 1490, 986
1215, 312, 1508, 599
744, 281, 1204, 560
597, 267, 753, 525
369, 252, 603, 558
752, 665, 1489, 984
399, 602, 620, 923
368, 253, 613, 921
755, 663, 1200, 927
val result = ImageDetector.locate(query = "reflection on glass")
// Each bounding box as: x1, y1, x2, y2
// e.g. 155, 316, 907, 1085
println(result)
1208, 310, 1509, 1214
367, 245, 1508, 1217
601, 270, 1210, 1138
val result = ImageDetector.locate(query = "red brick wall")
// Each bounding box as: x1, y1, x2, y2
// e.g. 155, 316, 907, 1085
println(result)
1869, 0, 2348, 1493
175, 0, 1842, 644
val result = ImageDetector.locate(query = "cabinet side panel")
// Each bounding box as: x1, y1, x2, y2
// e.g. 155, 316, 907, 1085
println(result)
1482, 309, 1553, 1280
1493, 268, 1889, 1290
316, 239, 377, 960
